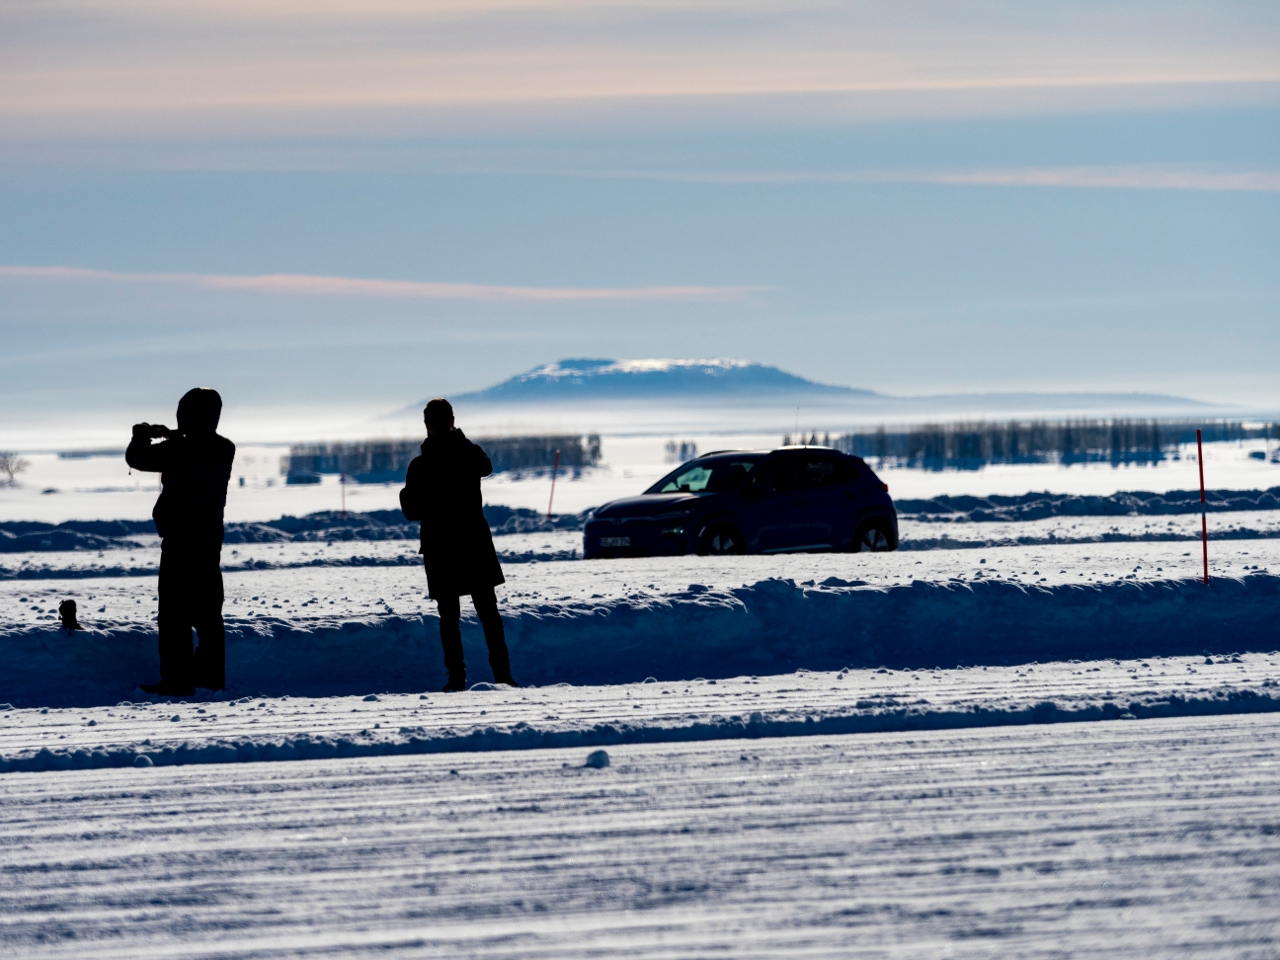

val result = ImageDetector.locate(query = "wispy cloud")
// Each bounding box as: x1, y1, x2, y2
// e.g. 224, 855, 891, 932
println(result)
0, 265, 766, 302
594, 165, 1280, 193
2, 1, 1277, 138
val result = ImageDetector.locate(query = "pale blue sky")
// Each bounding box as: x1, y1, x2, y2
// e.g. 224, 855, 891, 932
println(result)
1, 1, 1277, 436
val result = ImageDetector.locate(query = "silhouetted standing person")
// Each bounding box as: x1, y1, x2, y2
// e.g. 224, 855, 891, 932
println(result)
400, 398, 516, 692
126, 388, 235, 696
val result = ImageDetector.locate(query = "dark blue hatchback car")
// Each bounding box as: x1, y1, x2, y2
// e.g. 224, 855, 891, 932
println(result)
583, 446, 898, 558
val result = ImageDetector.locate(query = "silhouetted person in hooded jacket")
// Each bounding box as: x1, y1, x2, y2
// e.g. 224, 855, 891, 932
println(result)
400, 398, 515, 691
126, 388, 235, 696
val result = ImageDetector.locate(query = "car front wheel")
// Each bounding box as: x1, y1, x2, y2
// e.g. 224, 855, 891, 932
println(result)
854, 519, 893, 553
700, 524, 745, 556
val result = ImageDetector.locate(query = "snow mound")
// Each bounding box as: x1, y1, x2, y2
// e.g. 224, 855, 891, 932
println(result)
584, 749, 610, 769
3, 574, 1277, 709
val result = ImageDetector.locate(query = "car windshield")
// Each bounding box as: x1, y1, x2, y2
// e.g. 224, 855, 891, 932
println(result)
647, 456, 761, 494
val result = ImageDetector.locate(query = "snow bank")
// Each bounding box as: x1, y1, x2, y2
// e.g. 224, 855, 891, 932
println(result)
1, 656, 1276, 773
0, 505, 591, 552
4, 573, 1277, 708
896, 486, 1280, 520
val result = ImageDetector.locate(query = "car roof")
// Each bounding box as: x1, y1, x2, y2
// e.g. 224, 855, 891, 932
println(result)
696, 446, 841, 457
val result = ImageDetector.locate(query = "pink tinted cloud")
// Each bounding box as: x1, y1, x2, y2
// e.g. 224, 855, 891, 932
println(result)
0, 265, 767, 302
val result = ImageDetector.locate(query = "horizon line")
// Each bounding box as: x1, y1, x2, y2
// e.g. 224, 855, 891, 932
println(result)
589, 164, 1280, 193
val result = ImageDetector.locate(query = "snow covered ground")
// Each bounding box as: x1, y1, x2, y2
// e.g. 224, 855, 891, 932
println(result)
4, 434, 1279, 956
3, 535, 1277, 708
5, 508, 1279, 581
1, 712, 1277, 958
3, 435, 1277, 522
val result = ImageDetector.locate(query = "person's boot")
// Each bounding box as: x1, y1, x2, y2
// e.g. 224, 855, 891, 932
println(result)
192, 636, 224, 691
494, 672, 519, 688
442, 673, 466, 693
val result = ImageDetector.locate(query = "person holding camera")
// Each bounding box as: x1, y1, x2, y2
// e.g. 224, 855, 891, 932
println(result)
400, 398, 516, 691
126, 388, 235, 696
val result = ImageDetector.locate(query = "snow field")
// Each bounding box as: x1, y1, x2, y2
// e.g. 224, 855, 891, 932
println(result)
2, 714, 1277, 958
1, 656, 1277, 773
3, 537, 1279, 708
6, 509, 1280, 583
4, 436, 1278, 524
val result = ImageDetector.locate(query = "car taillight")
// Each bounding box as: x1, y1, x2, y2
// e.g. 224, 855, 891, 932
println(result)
881, 482, 889, 492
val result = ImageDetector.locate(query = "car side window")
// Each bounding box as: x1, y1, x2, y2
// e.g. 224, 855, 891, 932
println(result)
656, 458, 759, 493
800, 456, 858, 487
750, 457, 800, 494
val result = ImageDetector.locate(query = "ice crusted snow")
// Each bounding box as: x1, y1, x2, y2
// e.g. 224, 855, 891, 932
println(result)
1, 656, 1277, 773
2, 715, 1277, 958
3, 537, 1279, 707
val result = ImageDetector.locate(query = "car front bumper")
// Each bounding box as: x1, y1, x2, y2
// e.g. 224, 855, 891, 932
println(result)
583, 519, 693, 558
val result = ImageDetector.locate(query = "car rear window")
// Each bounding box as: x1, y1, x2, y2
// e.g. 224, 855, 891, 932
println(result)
649, 458, 759, 493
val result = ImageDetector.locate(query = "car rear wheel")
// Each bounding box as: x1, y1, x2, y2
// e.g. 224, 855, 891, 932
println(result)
854, 519, 893, 553
700, 524, 745, 556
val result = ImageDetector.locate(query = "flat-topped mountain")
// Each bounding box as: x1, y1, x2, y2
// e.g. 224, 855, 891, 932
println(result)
448, 358, 877, 403
393, 358, 1213, 429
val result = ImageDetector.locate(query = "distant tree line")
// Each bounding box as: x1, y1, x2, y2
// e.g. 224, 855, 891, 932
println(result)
782, 433, 833, 448
284, 435, 601, 484
665, 440, 699, 463
832, 419, 1280, 471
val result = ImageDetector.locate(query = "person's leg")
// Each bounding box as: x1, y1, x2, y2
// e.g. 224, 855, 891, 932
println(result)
436, 594, 466, 690
191, 545, 225, 690
154, 541, 195, 693
471, 586, 515, 685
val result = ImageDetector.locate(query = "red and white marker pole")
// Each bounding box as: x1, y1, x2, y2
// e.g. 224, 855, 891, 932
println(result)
1196, 428, 1208, 584
546, 449, 560, 520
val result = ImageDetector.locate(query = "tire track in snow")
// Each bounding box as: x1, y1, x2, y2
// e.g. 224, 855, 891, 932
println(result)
1, 716, 1277, 958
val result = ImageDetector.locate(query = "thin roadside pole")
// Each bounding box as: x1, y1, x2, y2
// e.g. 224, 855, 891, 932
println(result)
546, 449, 560, 520
1197, 428, 1208, 584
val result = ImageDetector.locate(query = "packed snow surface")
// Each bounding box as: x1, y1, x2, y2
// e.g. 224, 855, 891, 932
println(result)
1, 657, 1277, 773
2, 714, 1277, 958
3, 534, 1279, 707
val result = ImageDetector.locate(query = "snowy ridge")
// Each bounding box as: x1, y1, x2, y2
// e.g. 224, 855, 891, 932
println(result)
2, 656, 1277, 774
4, 574, 1278, 709
898, 486, 1280, 520
0, 532, 580, 581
